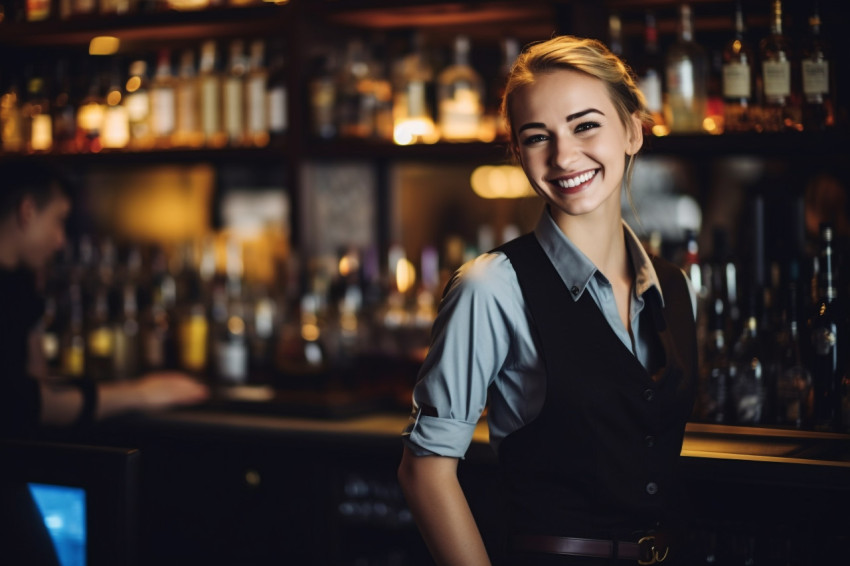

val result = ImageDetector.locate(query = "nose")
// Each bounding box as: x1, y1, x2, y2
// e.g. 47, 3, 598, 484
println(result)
550, 135, 580, 170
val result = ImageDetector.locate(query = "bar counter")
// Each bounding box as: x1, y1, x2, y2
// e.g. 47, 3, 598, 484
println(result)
77, 391, 850, 565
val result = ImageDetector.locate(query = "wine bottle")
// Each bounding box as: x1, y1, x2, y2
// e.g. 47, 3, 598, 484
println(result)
636, 11, 666, 136
722, 0, 755, 132
800, 3, 835, 130
759, 0, 800, 132
664, 3, 708, 133
437, 35, 484, 142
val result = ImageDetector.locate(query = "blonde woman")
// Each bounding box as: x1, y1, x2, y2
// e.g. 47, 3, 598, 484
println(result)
399, 35, 697, 565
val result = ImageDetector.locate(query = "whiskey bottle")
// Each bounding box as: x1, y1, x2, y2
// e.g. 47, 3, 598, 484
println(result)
150, 49, 177, 148
125, 59, 153, 150
174, 48, 203, 148
392, 31, 436, 145
774, 260, 812, 428
664, 3, 708, 133
722, 0, 755, 132
810, 223, 843, 431
800, 3, 834, 130
636, 11, 666, 136
199, 40, 227, 148
244, 38, 269, 147
21, 70, 52, 153
759, 0, 799, 132
437, 35, 484, 142
223, 39, 247, 146
266, 38, 288, 142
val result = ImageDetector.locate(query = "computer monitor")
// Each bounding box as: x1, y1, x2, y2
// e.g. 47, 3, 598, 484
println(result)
0, 440, 140, 566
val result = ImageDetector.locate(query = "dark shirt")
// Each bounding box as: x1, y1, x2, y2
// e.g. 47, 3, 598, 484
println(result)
0, 267, 44, 439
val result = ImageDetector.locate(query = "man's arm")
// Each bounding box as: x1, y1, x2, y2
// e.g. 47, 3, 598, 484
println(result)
397, 445, 491, 566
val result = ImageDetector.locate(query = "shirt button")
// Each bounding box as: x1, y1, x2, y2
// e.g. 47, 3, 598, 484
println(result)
570, 285, 580, 296
646, 482, 658, 495
643, 389, 655, 402
645, 435, 655, 447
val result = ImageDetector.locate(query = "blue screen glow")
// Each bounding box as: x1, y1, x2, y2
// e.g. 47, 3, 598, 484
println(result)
27, 483, 86, 566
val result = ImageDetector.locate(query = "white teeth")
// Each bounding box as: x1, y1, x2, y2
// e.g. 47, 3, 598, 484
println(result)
556, 170, 595, 188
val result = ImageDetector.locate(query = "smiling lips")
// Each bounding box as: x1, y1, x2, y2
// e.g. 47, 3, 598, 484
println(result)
552, 169, 598, 194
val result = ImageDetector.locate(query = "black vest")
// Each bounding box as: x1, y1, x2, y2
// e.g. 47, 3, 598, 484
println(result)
497, 233, 696, 539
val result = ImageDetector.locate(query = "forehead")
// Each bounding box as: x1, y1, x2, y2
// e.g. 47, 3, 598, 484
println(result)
511, 69, 614, 122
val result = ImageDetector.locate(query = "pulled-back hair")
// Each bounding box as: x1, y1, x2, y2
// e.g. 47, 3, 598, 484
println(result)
500, 36, 651, 185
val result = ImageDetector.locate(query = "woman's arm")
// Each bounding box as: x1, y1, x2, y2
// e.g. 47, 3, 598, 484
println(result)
397, 445, 491, 566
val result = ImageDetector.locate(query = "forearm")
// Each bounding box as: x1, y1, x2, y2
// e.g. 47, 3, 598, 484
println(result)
397, 447, 491, 566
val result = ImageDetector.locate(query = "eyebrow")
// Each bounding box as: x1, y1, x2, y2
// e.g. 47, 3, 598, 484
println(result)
517, 108, 605, 133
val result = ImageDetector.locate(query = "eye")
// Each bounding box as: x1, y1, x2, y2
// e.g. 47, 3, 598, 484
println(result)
521, 133, 548, 146
574, 121, 601, 134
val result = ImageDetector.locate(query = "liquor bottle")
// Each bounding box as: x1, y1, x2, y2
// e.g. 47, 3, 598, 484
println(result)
150, 49, 176, 149
337, 37, 374, 139
309, 52, 337, 140
86, 284, 114, 381
223, 39, 247, 146
244, 38, 269, 147
1, 73, 23, 153
810, 223, 843, 431
759, 0, 799, 132
487, 36, 519, 141
249, 283, 277, 382
21, 70, 52, 153
70, 0, 95, 17
101, 57, 130, 150
124, 59, 153, 150
25, 0, 49, 21
392, 31, 436, 145
174, 48, 203, 148
177, 253, 209, 377
53, 57, 77, 153
664, 3, 708, 133
722, 0, 756, 133
198, 40, 226, 148
214, 238, 248, 384
266, 38, 288, 143
636, 11, 666, 136
112, 283, 140, 380
730, 310, 767, 425
437, 35, 484, 142
699, 288, 731, 424
60, 283, 86, 378
75, 63, 106, 153
773, 260, 813, 428
800, 3, 834, 130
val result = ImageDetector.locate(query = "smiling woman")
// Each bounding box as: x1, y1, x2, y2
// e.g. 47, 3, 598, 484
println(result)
399, 35, 698, 566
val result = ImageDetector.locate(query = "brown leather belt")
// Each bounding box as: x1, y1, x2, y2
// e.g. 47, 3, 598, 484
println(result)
512, 534, 669, 564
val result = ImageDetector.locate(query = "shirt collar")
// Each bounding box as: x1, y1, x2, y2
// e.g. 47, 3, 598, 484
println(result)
532, 208, 664, 305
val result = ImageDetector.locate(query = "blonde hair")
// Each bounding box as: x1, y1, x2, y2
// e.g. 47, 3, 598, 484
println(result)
500, 35, 651, 188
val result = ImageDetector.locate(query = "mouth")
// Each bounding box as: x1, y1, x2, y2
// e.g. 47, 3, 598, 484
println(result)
551, 169, 598, 194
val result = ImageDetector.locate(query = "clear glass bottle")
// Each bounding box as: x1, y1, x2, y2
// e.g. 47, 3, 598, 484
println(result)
437, 35, 484, 142
199, 40, 226, 148
124, 59, 153, 150
759, 0, 800, 132
637, 12, 667, 136
150, 49, 177, 149
392, 31, 436, 145
223, 39, 247, 146
664, 3, 708, 133
174, 48, 202, 148
800, 3, 835, 130
244, 38, 269, 147
722, 0, 756, 133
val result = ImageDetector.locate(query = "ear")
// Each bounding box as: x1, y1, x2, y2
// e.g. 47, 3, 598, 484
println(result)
625, 112, 644, 156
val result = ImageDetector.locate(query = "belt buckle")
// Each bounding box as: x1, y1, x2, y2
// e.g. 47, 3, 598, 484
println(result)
637, 535, 669, 565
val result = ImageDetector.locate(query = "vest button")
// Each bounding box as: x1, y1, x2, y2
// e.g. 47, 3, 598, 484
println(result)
646, 482, 659, 495
643, 388, 655, 402
645, 435, 656, 447
570, 285, 580, 296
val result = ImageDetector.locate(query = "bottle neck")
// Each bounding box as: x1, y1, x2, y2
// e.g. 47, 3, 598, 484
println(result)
771, 1, 784, 36
679, 6, 694, 42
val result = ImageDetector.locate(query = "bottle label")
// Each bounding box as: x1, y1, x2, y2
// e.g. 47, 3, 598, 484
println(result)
216, 340, 248, 383
224, 78, 244, 139
31, 114, 53, 151
179, 315, 208, 372
246, 76, 267, 135
638, 70, 663, 113
802, 60, 829, 96
268, 85, 288, 133
126, 92, 150, 123
439, 88, 481, 140
201, 77, 221, 136
151, 87, 176, 136
722, 62, 751, 98
763, 60, 791, 98
102, 106, 130, 148
176, 84, 199, 134
406, 80, 427, 118
666, 60, 695, 99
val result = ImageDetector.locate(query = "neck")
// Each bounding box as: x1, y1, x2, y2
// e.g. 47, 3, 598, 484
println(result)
553, 208, 629, 281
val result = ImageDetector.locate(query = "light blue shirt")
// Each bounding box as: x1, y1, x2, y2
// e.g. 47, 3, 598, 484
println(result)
403, 209, 691, 458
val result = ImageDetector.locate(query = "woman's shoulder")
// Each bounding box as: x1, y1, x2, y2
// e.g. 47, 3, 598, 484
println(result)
443, 251, 523, 307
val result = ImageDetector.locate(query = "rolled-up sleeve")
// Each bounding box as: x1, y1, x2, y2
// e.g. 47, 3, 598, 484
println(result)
403, 253, 517, 458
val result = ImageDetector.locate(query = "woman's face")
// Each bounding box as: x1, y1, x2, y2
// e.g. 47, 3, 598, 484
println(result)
510, 69, 641, 222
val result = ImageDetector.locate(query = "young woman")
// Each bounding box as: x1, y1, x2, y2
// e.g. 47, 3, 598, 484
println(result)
398, 36, 697, 565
